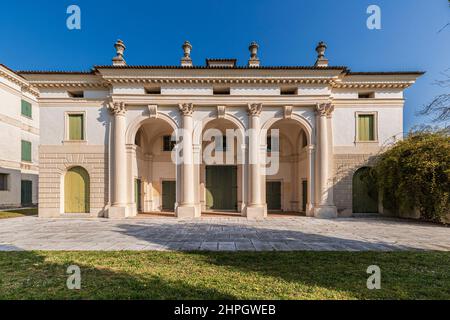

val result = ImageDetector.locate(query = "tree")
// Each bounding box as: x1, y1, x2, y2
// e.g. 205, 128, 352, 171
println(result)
419, 73, 450, 127
372, 129, 450, 223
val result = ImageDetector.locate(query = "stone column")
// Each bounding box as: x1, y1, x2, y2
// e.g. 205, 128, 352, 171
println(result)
313, 103, 337, 218
176, 103, 198, 218
306, 145, 315, 216
246, 103, 266, 219
107, 101, 128, 218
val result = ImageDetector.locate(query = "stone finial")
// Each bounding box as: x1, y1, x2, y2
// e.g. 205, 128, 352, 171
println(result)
181, 41, 193, 67
248, 41, 260, 67
112, 40, 127, 66
315, 41, 329, 67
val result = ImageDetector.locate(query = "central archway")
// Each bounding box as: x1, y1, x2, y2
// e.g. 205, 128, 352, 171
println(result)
127, 116, 179, 216
196, 116, 246, 215
262, 115, 314, 215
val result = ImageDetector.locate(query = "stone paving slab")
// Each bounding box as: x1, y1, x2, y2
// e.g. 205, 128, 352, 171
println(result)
0, 216, 449, 251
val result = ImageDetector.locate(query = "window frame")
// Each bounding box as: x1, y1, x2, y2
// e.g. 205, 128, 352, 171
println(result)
21, 140, 32, 163
64, 112, 87, 143
162, 135, 176, 152
21, 99, 33, 119
0, 173, 9, 191
355, 112, 378, 143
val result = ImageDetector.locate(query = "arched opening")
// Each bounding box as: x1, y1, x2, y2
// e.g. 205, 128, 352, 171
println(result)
352, 167, 379, 213
64, 166, 90, 213
199, 118, 245, 214
131, 118, 177, 215
264, 118, 311, 214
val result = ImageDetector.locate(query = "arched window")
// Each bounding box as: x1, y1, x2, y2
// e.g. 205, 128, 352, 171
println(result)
65, 167, 90, 213
352, 167, 378, 213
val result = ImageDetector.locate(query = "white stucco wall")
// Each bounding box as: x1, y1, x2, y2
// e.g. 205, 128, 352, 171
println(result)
332, 106, 404, 147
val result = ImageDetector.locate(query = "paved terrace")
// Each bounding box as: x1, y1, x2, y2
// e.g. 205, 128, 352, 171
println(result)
0, 215, 449, 251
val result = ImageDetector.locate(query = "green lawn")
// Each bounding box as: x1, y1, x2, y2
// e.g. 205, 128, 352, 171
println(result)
0, 251, 449, 300
0, 208, 38, 219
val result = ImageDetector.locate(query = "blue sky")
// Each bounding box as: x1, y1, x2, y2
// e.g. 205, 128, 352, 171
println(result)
0, 0, 448, 129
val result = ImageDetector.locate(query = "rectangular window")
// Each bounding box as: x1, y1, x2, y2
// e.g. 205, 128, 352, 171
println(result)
267, 136, 279, 152
213, 87, 230, 95
358, 92, 375, 99
215, 136, 228, 151
68, 91, 84, 98
281, 87, 298, 95
68, 114, 84, 140
357, 114, 375, 141
21, 100, 32, 118
163, 135, 176, 151
145, 87, 161, 94
0, 174, 8, 191
21, 140, 32, 162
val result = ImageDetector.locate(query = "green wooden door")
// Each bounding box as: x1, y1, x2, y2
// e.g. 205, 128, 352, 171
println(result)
162, 181, 176, 211
65, 167, 90, 213
21, 180, 32, 206
302, 180, 308, 212
352, 167, 378, 213
135, 179, 142, 212
206, 166, 237, 211
266, 181, 281, 211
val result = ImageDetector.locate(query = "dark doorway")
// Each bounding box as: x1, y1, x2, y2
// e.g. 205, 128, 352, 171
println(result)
352, 167, 379, 213
266, 181, 282, 211
162, 181, 176, 211
21, 180, 32, 206
206, 166, 238, 211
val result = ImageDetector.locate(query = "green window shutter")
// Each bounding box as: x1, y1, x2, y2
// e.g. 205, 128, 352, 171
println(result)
69, 114, 84, 140
21, 140, 32, 162
21, 100, 32, 118
358, 115, 375, 141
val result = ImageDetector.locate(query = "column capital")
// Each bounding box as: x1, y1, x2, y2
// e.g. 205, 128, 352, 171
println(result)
247, 103, 263, 116
108, 101, 127, 116
316, 103, 334, 117
179, 103, 194, 116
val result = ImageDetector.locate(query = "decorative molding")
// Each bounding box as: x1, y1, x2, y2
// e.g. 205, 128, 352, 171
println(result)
217, 105, 226, 119
283, 105, 293, 119
316, 103, 334, 117
247, 103, 263, 116
0, 69, 40, 97
178, 103, 194, 116
107, 101, 127, 116
147, 104, 158, 118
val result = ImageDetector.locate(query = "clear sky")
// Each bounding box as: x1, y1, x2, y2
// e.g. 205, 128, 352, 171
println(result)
0, 0, 448, 130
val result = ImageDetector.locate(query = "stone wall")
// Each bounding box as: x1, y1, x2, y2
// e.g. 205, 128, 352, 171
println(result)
39, 145, 109, 217
333, 153, 378, 216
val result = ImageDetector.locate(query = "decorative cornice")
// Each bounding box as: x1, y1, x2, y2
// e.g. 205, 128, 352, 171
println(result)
247, 103, 263, 116
316, 103, 334, 117
0, 68, 39, 97
107, 101, 127, 115
178, 103, 194, 116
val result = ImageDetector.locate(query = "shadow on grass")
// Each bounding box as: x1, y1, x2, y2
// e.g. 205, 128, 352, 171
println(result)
0, 250, 237, 300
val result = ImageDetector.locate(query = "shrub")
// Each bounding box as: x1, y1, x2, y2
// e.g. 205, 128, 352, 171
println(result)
372, 129, 450, 223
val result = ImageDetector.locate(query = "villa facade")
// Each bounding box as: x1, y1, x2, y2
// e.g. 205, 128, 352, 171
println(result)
3, 40, 422, 219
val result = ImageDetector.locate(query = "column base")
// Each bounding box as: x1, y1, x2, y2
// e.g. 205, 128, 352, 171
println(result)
245, 206, 266, 220
176, 205, 200, 218
107, 206, 127, 219
313, 205, 338, 219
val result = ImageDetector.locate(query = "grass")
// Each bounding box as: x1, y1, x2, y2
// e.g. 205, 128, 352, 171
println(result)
0, 251, 449, 300
0, 208, 38, 219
